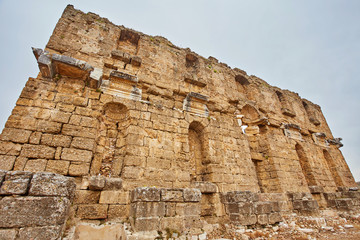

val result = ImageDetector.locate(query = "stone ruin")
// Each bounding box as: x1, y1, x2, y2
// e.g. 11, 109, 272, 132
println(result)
0, 4, 359, 240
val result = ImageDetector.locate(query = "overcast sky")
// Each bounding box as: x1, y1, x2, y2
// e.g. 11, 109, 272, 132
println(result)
0, 0, 359, 180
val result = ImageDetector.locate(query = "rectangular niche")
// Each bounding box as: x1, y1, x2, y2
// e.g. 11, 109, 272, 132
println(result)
100, 70, 142, 101
312, 132, 329, 147
283, 123, 303, 141
118, 29, 140, 55
276, 90, 296, 117
183, 92, 209, 117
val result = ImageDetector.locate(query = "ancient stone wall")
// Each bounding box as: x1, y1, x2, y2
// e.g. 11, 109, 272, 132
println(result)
222, 191, 284, 226
0, 4, 359, 238
0, 171, 75, 239
130, 187, 202, 233
1, 4, 354, 193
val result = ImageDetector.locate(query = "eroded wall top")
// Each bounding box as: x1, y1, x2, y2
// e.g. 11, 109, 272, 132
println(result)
44, 5, 335, 140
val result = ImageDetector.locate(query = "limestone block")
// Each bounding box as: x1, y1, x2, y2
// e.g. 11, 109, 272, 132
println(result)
80, 176, 89, 190
0, 229, 17, 240
89, 68, 103, 87
89, 175, 105, 190
302, 200, 319, 211
122, 166, 143, 179
131, 56, 142, 67
99, 191, 129, 204
111, 50, 131, 63
73, 97, 88, 107
29, 172, 76, 198
62, 124, 97, 139
192, 182, 217, 194
46, 160, 70, 175
36, 120, 62, 134
0, 171, 32, 195
52, 54, 94, 79
284, 129, 303, 141
245, 126, 260, 135
183, 188, 201, 202
69, 163, 90, 176
326, 199, 336, 208
176, 203, 201, 216
76, 204, 108, 219
335, 198, 353, 210
0, 196, 70, 227
57, 103, 76, 113
292, 200, 304, 210
308, 185, 324, 194
23, 159, 47, 172
184, 73, 207, 87
257, 214, 269, 225
134, 217, 160, 232
73, 224, 126, 240
0, 128, 32, 143
343, 191, 360, 198
104, 177, 123, 190
160, 216, 185, 232
131, 187, 161, 202
165, 202, 176, 217
0, 170, 6, 184
37, 51, 54, 78
238, 202, 255, 215
74, 190, 101, 204
41, 134, 72, 148
131, 202, 166, 218
61, 148, 93, 162
161, 189, 184, 202
230, 214, 257, 225
271, 201, 281, 212
184, 216, 203, 229
222, 191, 258, 203
20, 144, 56, 159
108, 205, 129, 219
268, 212, 282, 224
18, 226, 62, 240
287, 192, 312, 201
323, 192, 341, 200
110, 70, 138, 83
0, 141, 22, 156
71, 137, 95, 150
50, 111, 71, 123
28, 132, 41, 145
255, 202, 272, 214
0, 155, 16, 171
13, 157, 27, 171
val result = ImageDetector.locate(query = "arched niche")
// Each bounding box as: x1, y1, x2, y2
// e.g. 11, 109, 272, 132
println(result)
240, 104, 260, 122
323, 149, 343, 187
103, 102, 128, 121
188, 121, 206, 181
96, 102, 130, 177
295, 143, 317, 186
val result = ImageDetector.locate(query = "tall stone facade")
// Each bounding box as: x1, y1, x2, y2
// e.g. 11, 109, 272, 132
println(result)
0, 5, 358, 239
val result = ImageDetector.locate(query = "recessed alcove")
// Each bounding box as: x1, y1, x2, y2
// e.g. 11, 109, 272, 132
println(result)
185, 53, 199, 68
235, 74, 250, 85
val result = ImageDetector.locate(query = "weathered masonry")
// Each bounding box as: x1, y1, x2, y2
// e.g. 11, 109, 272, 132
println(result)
0, 5, 359, 239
